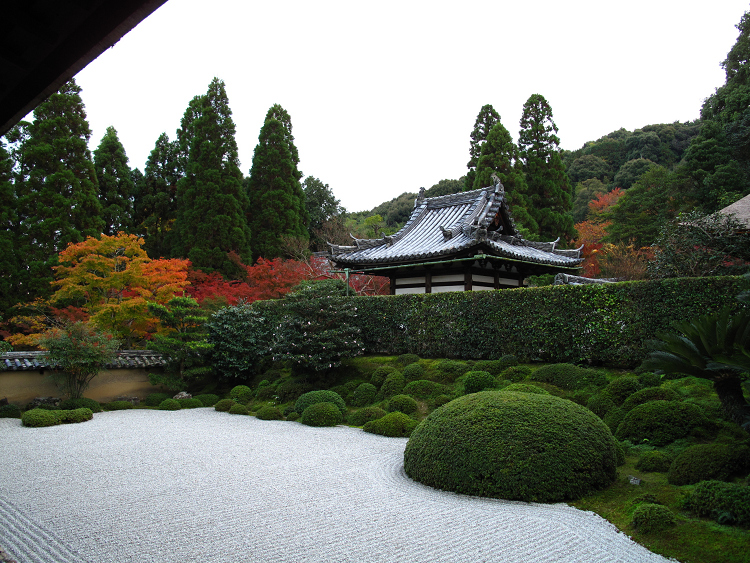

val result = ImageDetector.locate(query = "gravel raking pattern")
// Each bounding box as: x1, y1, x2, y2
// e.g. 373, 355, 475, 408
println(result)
0, 409, 671, 562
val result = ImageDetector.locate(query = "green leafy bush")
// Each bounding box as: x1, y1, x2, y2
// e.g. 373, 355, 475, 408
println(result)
638, 372, 662, 388
229, 403, 249, 415
370, 365, 396, 388
378, 371, 406, 399
404, 379, 442, 400
349, 383, 377, 407
348, 406, 387, 427
500, 383, 550, 395
57, 408, 93, 423
403, 391, 618, 502
178, 398, 203, 409
295, 390, 347, 417
601, 376, 643, 406
401, 362, 425, 381
300, 402, 343, 427
158, 399, 181, 411
286, 411, 300, 421
329, 385, 349, 400
214, 399, 236, 412
275, 380, 315, 404
475, 356, 518, 375
462, 371, 497, 394
230, 385, 254, 404
587, 394, 615, 419
621, 387, 680, 413
500, 365, 532, 382
21, 408, 61, 427
667, 444, 750, 486
387, 394, 418, 415
255, 386, 278, 401
144, 393, 171, 407
193, 394, 220, 407
434, 360, 470, 382
631, 503, 677, 533
531, 363, 606, 390
363, 411, 418, 437
635, 451, 673, 473
615, 400, 708, 446
256, 405, 284, 420
432, 394, 452, 408
396, 353, 420, 366
105, 401, 134, 411
683, 480, 750, 527
603, 407, 626, 432
59, 398, 102, 413
0, 404, 21, 418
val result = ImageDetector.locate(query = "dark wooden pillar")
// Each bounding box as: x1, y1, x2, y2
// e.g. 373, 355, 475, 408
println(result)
425, 267, 432, 294
389, 275, 396, 295
464, 266, 472, 291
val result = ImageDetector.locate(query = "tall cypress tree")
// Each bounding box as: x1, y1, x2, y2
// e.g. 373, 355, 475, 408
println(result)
15, 79, 103, 301
264, 104, 302, 177
173, 78, 251, 278
0, 137, 18, 316
473, 121, 537, 235
247, 107, 308, 261
518, 94, 575, 242
94, 126, 134, 236
466, 104, 500, 191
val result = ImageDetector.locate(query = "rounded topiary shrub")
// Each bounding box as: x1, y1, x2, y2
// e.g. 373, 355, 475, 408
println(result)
684, 480, 750, 527
347, 406, 387, 427
404, 379, 442, 400
403, 391, 618, 502
387, 394, 418, 415
601, 377, 643, 406
431, 394, 452, 408
194, 394, 220, 407
635, 451, 673, 473
396, 353, 420, 366
286, 411, 300, 421
462, 371, 497, 395
615, 400, 708, 446
667, 444, 750, 486
58, 408, 93, 424
349, 383, 377, 407
158, 399, 181, 411
586, 394, 615, 419
401, 362, 425, 381
0, 404, 22, 418
255, 385, 278, 401
230, 385, 254, 404
228, 403, 249, 415
434, 360, 470, 382
256, 405, 284, 421
638, 372, 662, 388
363, 411, 418, 437
295, 390, 347, 418
499, 365, 532, 382
59, 398, 102, 413
144, 392, 171, 407
214, 399, 236, 412
531, 363, 605, 390
631, 503, 677, 533
21, 408, 61, 428
178, 398, 204, 409
104, 400, 134, 411
621, 387, 680, 413
603, 407, 626, 432
276, 380, 315, 404
500, 383, 550, 395
300, 402, 343, 427
378, 371, 406, 399
370, 365, 396, 388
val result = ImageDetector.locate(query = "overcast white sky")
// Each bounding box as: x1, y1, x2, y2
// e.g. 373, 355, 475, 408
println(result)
74, 0, 748, 213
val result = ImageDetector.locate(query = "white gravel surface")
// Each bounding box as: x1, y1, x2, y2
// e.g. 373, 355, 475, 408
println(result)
0, 408, 671, 563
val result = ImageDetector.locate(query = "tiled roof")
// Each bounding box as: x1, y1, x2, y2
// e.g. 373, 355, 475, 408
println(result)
1, 350, 165, 371
330, 184, 583, 269
718, 193, 750, 228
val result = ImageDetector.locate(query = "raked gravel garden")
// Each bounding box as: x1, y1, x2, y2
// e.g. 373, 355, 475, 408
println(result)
0, 408, 671, 563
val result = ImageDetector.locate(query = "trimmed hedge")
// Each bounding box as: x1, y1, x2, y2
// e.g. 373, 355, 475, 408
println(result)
474, 356, 518, 375
684, 480, 750, 527
433, 360, 470, 382
601, 377, 643, 405
349, 383, 377, 407
500, 383, 550, 395
403, 391, 618, 502
178, 398, 204, 409
194, 394, 220, 407
401, 362, 425, 381
363, 411, 418, 437
300, 402, 343, 427
256, 406, 284, 420
214, 399, 236, 412
295, 390, 347, 417
403, 379, 443, 400
378, 371, 405, 399
59, 398, 102, 413
57, 408, 93, 424
531, 363, 606, 390
0, 404, 22, 418
144, 393, 171, 407
387, 394, 418, 415
370, 365, 396, 388
635, 451, 673, 473
462, 371, 497, 394
667, 444, 750, 486
158, 399, 181, 411
104, 401, 134, 411
615, 400, 708, 446
229, 403, 249, 415
500, 365, 532, 382
347, 406, 387, 427
230, 385, 254, 404
621, 387, 680, 413
631, 503, 677, 533
586, 394, 615, 419
21, 408, 61, 427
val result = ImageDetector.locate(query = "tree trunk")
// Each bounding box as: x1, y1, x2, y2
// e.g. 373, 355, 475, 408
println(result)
713, 373, 750, 431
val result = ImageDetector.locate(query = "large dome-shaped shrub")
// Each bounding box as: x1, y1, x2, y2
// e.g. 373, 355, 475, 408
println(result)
500, 383, 550, 395
462, 371, 497, 394
21, 408, 61, 428
347, 406, 387, 427
349, 383, 377, 407
300, 402, 343, 427
403, 391, 618, 502
531, 363, 606, 390
363, 411, 418, 437
667, 444, 750, 486
294, 390, 346, 417
615, 400, 708, 446
601, 376, 643, 406
621, 387, 680, 413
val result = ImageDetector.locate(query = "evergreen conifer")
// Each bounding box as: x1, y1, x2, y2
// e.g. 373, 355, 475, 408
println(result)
466, 104, 500, 191
0, 138, 18, 314
94, 126, 134, 236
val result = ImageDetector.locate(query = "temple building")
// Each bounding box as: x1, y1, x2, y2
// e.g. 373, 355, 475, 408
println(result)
328, 182, 583, 295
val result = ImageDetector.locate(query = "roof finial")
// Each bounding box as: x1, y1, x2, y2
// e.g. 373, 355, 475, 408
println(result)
416, 187, 426, 206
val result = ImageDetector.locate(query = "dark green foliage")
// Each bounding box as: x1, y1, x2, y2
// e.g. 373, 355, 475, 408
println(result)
432, 395, 452, 408
404, 380, 443, 400
256, 405, 284, 421
303, 176, 343, 251
615, 401, 708, 446
21, 408, 61, 427
57, 408, 93, 424
230, 385, 254, 404
434, 360, 470, 382
601, 377, 643, 406
424, 178, 465, 198
347, 406, 388, 426
387, 394, 418, 415
300, 402, 343, 427
286, 412, 300, 421
178, 398, 203, 409
378, 371, 405, 399
144, 393, 171, 407
532, 363, 606, 390
401, 362, 425, 381
105, 401, 134, 411
635, 451, 673, 473
500, 383, 550, 395
275, 380, 314, 404
173, 78, 251, 276
58, 398, 101, 413
603, 407, 626, 432
587, 394, 615, 418
404, 392, 618, 502
500, 365, 532, 382
349, 383, 377, 407
475, 356, 518, 375
622, 387, 680, 413
631, 503, 677, 533
637, 372, 663, 388
667, 444, 750, 485
370, 365, 396, 388
612, 158, 656, 189
684, 480, 750, 527
462, 371, 497, 394
228, 403, 248, 415
396, 354, 420, 366
363, 411, 418, 437
157, 399, 181, 411
329, 385, 349, 400
467, 105, 500, 177
255, 386, 278, 401
0, 137, 19, 314
567, 155, 611, 184
94, 126, 134, 235
214, 399, 236, 412
294, 390, 346, 417
0, 404, 22, 418
193, 394, 220, 407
